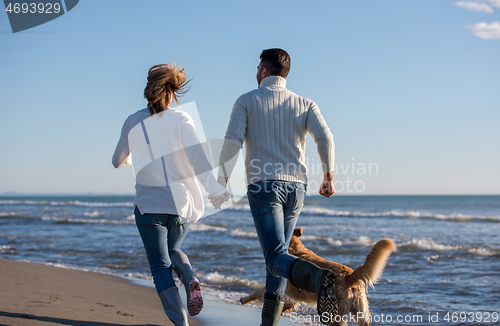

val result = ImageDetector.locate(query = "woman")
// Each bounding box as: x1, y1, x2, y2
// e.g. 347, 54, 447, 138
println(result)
112, 63, 229, 326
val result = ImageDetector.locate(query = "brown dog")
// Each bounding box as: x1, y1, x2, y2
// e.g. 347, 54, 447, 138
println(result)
240, 227, 397, 325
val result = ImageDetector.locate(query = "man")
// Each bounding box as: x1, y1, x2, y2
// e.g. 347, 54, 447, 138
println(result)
217, 48, 337, 326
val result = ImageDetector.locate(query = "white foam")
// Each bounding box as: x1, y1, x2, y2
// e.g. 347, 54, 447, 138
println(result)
189, 223, 228, 232
326, 237, 343, 246
344, 236, 376, 247
73, 200, 133, 207
300, 235, 322, 241
230, 229, 258, 238
225, 203, 252, 211
0, 211, 22, 216
425, 255, 440, 261
400, 239, 461, 251
299, 206, 500, 222
125, 272, 153, 281
0, 245, 16, 253
41, 215, 135, 225
199, 272, 264, 290
83, 210, 101, 217
468, 247, 498, 256
0, 200, 25, 205
0, 200, 133, 207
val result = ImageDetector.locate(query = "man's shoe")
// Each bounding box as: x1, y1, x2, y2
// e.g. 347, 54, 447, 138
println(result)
261, 293, 285, 326
289, 258, 338, 317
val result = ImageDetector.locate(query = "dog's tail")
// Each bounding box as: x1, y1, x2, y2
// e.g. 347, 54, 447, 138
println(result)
348, 239, 397, 289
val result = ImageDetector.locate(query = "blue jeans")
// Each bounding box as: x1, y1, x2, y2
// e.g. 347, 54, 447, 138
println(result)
135, 207, 191, 294
247, 180, 306, 296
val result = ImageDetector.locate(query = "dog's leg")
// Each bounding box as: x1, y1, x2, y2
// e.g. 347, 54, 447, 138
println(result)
240, 286, 266, 305
282, 298, 299, 315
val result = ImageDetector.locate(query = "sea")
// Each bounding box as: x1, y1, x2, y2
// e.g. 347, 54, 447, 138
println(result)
1, 195, 499, 326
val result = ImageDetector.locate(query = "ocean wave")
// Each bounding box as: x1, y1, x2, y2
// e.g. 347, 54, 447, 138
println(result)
3, 199, 498, 223
125, 272, 153, 281
0, 211, 23, 217
0, 245, 17, 254
82, 210, 129, 218
189, 223, 228, 232
0, 200, 133, 207
326, 237, 343, 246
301, 207, 500, 223
188, 223, 257, 238
230, 228, 258, 238
467, 247, 500, 257
400, 239, 462, 251
324, 236, 376, 247
324, 237, 498, 256
41, 215, 135, 225
224, 204, 500, 223
84, 210, 105, 217
225, 204, 252, 211
199, 271, 264, 291
126, 271, 261, 306
424, 255, 441, 262
300, 235, 323, 241
424, 246, 499, 260
326, 236, 376, 248
72, 200, 133, 207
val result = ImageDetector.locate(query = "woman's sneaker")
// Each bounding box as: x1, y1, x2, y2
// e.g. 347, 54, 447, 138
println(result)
187, 279, 203, 316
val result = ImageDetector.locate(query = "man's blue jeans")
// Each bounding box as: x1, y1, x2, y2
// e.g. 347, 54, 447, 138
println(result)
135, 207, 191, 294
247, 180, 306, 296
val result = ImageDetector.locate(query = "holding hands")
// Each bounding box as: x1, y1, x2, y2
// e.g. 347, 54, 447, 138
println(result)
209, 176, 230, 209
209, 191, 230, 209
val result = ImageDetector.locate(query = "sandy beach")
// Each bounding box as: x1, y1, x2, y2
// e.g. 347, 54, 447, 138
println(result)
0, 258, 203, 326
0, 258, 296, 326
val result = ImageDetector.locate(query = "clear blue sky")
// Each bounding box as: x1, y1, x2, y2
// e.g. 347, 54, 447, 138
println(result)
1, 0, 499, 195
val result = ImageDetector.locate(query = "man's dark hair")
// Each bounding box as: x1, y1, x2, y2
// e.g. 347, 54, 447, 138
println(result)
259, 48, 291, 78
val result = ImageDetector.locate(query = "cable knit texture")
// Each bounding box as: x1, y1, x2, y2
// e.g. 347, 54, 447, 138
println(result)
218, 76, 334, 185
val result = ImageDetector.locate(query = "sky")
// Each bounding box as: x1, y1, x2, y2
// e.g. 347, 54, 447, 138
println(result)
0, 0, 499, 195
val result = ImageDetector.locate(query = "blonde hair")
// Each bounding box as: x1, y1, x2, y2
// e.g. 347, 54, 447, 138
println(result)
144, 63, 190, 115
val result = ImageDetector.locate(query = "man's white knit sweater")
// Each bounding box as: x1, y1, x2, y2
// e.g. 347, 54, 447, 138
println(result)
218, 75, 335, 186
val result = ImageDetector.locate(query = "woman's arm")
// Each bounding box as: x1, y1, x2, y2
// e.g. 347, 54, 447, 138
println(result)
112, 118, 133, 168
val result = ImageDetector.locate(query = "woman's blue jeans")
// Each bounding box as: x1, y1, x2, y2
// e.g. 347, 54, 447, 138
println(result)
135, 207, 191, 294
247, 180, 306, 296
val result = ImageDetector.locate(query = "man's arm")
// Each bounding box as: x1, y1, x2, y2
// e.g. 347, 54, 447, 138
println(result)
319, 172, 335, 198
217, 96, 248, 184
306, 102, 335, 197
